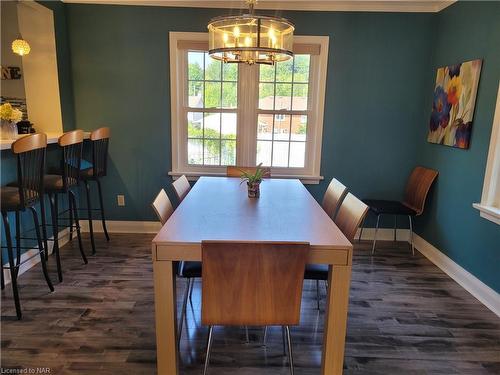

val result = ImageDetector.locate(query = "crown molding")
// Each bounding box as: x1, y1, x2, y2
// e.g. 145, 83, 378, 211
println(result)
62, 0, 456, 13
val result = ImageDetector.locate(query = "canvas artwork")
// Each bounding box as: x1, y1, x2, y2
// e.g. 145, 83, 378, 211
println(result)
427, 59, 482, 149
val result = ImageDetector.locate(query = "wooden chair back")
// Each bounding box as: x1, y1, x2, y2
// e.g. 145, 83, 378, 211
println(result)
151, 189, 174, 225
58, 130, 84, 190
334, 193, 369, 242
322, 178, 348, 218
226, 166, 271, 178
403, 166, 438, 216
89, 127, 110, 178
202, 241, 309, 326
12, 134, 47, 208
172, 175, 191, 202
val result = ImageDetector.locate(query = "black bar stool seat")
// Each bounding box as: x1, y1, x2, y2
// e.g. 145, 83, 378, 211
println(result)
1, 187, 35, 210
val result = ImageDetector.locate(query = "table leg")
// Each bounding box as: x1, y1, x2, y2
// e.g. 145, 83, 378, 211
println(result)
153, 251, 179, 375
321, 265, 352, 375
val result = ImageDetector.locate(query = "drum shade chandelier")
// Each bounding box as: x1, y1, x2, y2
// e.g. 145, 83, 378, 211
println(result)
207, 0, 294, 65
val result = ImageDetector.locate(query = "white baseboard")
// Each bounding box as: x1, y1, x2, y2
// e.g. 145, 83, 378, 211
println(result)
2, 228, 70, 286
79, 220, 162, 234
4, 221, 499, 317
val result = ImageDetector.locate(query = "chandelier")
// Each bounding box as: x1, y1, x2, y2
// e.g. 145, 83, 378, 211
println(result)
207, 0, 294, 65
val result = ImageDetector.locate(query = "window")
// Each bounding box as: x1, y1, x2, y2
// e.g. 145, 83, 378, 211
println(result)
169, 32, 329, 183
474, 81, 500, 225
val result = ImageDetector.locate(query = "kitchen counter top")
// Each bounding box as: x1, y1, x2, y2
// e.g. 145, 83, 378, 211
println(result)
1, 132, 90, 151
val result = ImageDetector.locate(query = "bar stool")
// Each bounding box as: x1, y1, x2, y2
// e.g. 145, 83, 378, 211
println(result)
0, 134, 54, 320
44, 130, 88, 282
79, 127, 111, 255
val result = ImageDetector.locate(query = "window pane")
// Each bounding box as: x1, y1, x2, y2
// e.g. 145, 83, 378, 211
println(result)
188, 52, 204, 80
188, 81, 203, 108
223, 63, 238, 81
274, 114, 290, 141
221, 140, 236, 165
259, 64, 275, 82
256, 140, 272, 166
221, 113, 237, 139
276, 58, 293, 82
203, 113, 220, 139
187, 112, 203, 138
275, 84, 292, 110
291, 115, 307, 141
259, 83, 274, 110
222, 82, 237, 109
204, 82, 221, 108
204, 52, 221, 80
204, 139, 220, 165
188, 138, 203, 165
293, 55, 310, 83
257, 114, 273, 140
289, 142, 306, 168
292, 84, 308, 110
272, 141, 289, 167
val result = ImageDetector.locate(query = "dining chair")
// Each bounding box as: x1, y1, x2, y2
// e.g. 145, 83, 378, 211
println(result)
202, 241, 309, 375
304, 177, 348, 310
1, 134, 54, 319
361, 166, 438, 255
336, 193, 369, 242
79, 127, 111, 255
151, 189, 201, 345
226, 166, 271, 178
172, 175, 191, 203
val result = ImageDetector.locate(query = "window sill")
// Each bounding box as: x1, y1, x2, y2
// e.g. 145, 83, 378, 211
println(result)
472, 203, 500, 225
168, 171, 323, 185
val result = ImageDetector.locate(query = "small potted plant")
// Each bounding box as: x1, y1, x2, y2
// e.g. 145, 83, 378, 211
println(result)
240, 163, 269, 198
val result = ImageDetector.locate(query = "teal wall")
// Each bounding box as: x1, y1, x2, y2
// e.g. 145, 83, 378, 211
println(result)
64, 4, 434, 221
415, 1, 500, 292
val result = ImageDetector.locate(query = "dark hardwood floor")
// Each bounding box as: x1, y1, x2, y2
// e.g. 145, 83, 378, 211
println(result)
1, 234, 499, 374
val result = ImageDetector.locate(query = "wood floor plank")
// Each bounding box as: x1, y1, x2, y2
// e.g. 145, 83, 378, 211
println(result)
1, 234, 499, 374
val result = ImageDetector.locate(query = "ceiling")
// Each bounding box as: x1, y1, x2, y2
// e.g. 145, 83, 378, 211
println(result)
62, 0, 455, 13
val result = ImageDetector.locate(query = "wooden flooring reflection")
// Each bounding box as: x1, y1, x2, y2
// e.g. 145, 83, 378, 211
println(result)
1, 234, 499, 374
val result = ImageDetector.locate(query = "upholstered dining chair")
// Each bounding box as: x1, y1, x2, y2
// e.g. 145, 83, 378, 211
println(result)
201, 241, 309, 375
304, 177, 348, 310
172, 175, 191, 203
226, 165, 271, 178
361, 166, 438, 255
151, 189, 201, 345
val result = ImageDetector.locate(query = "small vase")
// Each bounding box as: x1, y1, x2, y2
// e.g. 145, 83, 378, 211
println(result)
1, 120, 18, 140
247, 182, 261, 198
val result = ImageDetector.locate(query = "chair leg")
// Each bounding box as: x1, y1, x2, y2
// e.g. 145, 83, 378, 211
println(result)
70, 190, 88, 264
188, 276, 194, 305
40, 198, 49, 261
408, 215, 415, 256
2, 211, 22, 319
285, 326, 294, 375
394, 215, 397, 242
316, 279, 320, 310
281, 326, 286, 356
178, 277, 191, 346
29, 207, 54, 293
49, 193, 63, 282
245, 326, 250, 343
83, 180, 96, 255
1, 247, 4, 290
15, 211, 21, 278
263, 326, 268, 346
203, 325, 214, 375
371, 214, 380, 255
96, 179, 110, 241
358, 216, 365, 242
68, 192, 73, 241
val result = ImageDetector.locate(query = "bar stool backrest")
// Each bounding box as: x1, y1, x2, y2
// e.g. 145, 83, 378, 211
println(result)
12, 133, 47, 208
59, 130, 84, 190
89, 127, 110, 178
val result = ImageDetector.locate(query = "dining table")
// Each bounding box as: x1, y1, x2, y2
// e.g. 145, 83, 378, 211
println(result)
152, 176, 353, 374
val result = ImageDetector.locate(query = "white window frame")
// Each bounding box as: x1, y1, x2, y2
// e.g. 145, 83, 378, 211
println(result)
473, 81, 500, 225
169, 32, 329, 184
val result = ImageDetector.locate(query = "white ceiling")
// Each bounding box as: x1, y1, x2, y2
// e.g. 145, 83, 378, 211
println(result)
62, 0, 456, 13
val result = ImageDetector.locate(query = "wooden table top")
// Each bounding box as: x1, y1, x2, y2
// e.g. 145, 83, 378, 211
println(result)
153, 177, 352, 251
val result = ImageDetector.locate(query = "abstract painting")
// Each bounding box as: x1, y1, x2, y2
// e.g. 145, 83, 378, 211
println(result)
427, 59, 482, 149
